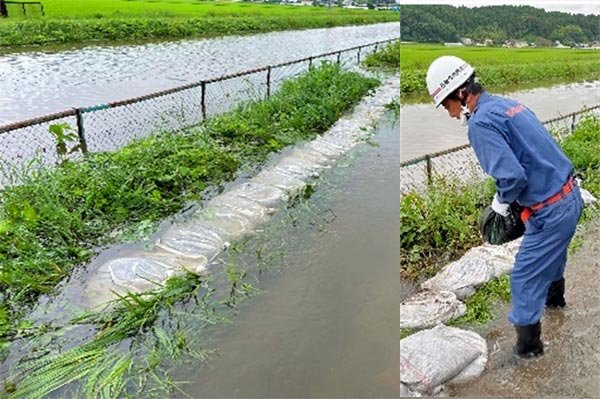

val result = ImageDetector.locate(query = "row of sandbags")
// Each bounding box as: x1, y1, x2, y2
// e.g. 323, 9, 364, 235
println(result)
400, 187, 597, 397
81, 76, 400, 309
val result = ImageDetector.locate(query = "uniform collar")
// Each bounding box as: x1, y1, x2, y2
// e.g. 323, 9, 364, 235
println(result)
473, 92, 490, 115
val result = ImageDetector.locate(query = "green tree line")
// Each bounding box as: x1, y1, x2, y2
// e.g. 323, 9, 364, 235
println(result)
400, 5, 599, 46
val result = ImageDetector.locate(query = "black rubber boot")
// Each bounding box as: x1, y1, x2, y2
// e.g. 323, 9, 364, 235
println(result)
546, 278, 566, 308
514, 322, 544, 358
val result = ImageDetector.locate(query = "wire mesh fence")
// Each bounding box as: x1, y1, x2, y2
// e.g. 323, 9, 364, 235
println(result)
0, 38, 399, 190
5, 1, 45, 17
400, 105, 600, 196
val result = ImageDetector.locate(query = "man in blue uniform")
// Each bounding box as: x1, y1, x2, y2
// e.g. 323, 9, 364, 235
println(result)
425, 56, 584, 358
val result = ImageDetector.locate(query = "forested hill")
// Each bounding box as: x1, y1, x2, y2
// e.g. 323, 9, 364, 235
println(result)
400, 5, 600, 45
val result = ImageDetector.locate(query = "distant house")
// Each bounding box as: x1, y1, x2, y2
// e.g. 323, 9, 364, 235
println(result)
484, 39, 494, 46
460, 37, 473, 45
504, 39, 534, 48
444, 42, 464, 47
514, 40, 529, 48
554, 40, 569, 49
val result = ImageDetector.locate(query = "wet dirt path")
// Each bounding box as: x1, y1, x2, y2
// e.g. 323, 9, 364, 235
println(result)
449, 220, 600, 398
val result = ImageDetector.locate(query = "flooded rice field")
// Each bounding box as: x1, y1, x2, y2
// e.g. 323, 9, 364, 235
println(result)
167, 113, 399, 398
400, 80, 600, 161
0, 22, 399, 125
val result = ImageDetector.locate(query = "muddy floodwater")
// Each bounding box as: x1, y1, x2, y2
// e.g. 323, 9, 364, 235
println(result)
401, 80, 600, 161
0, 22, 399, 125
162, 114, 400, 398
449, 220, 600, 398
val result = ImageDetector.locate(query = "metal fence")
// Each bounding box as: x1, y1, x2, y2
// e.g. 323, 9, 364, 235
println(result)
4, 1, 44, 17
400, 104, 600, 196
0, 38, 398, 189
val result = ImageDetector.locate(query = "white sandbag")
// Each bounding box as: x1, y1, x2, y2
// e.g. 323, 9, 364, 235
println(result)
400, 325, 487, 394
108, 256, 178, 292
421, 256, 493, 300
421, 240, 519, 299
191, 206, 252, 239
228, 182, 288, 208
580, 187, 597, 205
209, 193, 273, 224
252, 168, 307, 196
400, 383, 447, 398
156, 223, 226, 261
400, 290, 467, 330
305, 140, 347, 158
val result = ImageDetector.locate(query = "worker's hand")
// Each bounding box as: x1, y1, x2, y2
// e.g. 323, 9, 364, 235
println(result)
491, 194, 510, 217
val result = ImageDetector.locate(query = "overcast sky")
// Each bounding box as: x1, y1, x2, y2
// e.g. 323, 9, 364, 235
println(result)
397, 1, 600, 16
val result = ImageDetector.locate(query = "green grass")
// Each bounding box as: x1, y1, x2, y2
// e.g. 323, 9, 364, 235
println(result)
400, 177, 495, 280
0, 62, 379, 355
0, 0, 398, 47
399, 44, 600, 100
449, 275, 511, 327
4, 272, 227, 399
561, 115, 600, 254
363, 40, 399, 70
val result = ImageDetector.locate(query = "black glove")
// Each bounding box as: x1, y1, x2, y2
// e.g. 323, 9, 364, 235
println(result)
479, 202, 525, 245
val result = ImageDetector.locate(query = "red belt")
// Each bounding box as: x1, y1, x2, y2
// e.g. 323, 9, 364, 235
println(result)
521, 177, 575, 223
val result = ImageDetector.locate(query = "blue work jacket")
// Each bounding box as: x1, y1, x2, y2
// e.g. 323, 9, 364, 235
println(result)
467, 92, 573, 207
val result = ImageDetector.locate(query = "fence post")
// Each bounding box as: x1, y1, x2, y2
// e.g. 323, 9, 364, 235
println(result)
201, 81, 206, 120
0, 0, 7, 17
308, 56, 313, 68
357, 46, 362, 65
337, 51, 341, 64
570, 114, 576, 134
266, 66, 271, 98
74, 108, 88, 154
22, 2, 26, 15
425, 155, 432, 184
374, 43, 379, 53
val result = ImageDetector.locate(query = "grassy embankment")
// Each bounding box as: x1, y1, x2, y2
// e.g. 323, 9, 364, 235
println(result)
400, 116, 600, 328
399, 44, 600, 103
0, 0, 398, 47
0, 63, 379, 368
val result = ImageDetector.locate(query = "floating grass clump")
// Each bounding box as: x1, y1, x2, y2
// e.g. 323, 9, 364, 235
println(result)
5, 272, 230, 399
0, 62, 379, 352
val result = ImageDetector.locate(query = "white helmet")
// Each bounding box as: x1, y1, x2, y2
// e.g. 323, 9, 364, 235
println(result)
426, 56, 475, 107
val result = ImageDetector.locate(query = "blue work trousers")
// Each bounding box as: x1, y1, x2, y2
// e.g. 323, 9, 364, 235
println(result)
509, 183, 584, 326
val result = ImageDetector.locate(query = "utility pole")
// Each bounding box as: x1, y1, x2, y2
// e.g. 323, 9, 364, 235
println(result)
0, 1, 8, 18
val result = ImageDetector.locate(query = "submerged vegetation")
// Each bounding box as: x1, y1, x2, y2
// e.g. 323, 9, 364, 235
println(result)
0, 0, 397, 47
0, 63, 379, 357
399, 44, 600, 101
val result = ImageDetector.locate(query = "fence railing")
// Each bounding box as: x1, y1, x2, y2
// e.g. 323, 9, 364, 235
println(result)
0, 38, 399, 189
3, 1, 44, 17
400, 104, 600, 196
